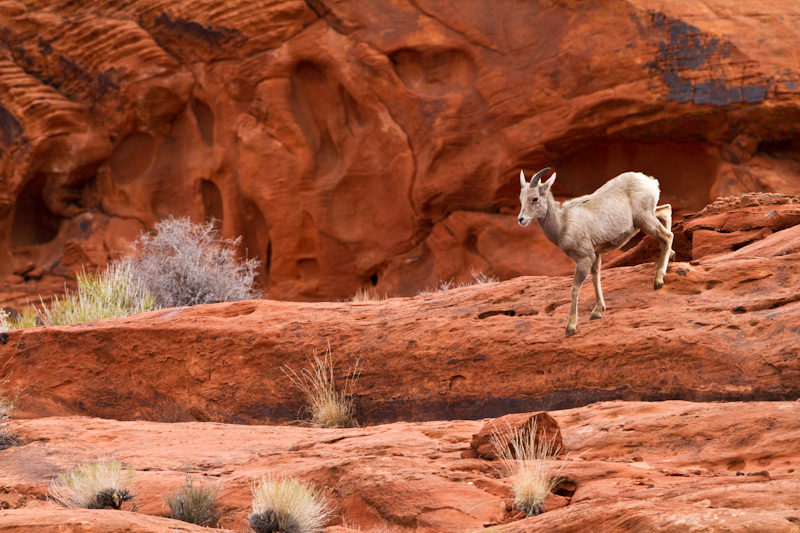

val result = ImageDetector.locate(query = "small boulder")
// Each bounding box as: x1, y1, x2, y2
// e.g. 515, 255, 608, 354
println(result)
470, 411, 563, 460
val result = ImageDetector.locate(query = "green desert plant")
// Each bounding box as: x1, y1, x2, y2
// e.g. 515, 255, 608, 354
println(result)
489, 419, 569, 517
249, 476, 331, 533
282, 344, 362, 428
121, 216, 262, 308
164, 474, 220, 525
39, 263, 154, 326
48, 459, 136, 509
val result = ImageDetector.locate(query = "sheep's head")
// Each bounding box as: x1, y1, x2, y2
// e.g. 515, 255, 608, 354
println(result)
518, 168, 556, 226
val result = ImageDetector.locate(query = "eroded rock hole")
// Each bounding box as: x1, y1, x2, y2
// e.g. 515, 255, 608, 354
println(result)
11, 174, 62, 248
201, 180, 224, 226
477, 310, 516, 319
290, 60, 340, 177
109, 132, 155, 185
191, 98, 215, 146
389, 47, 476, 92
369, 272, 378, 286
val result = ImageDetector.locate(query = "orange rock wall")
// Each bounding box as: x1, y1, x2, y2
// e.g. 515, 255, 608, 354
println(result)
1, 1, 800, 300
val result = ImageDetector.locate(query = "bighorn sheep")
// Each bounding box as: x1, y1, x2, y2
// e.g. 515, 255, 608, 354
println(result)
518, 168, 674, 336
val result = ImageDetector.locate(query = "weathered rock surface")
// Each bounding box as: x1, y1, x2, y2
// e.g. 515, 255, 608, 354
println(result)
2, 1, 800, 301
610, 193, 800, 267
1, 401, 798, 532
2, 220, 799, 424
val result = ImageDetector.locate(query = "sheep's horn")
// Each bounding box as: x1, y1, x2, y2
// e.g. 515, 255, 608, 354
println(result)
531, 167, 551, 185
519, 170, 527, 188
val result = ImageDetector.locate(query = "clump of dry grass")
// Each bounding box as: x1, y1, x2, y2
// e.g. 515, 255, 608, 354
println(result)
10, 305, 38, 329
347, 287, 387, 302
39, 263, 154, 326
48, 459, 136, 510
121, 216, 262, 309
490, 419, 568, 516
417, 269, 499, 295
282, 344, 362, 428
0, 374, 23, 450
164, 474, 220, 525
249, 476, 331, 533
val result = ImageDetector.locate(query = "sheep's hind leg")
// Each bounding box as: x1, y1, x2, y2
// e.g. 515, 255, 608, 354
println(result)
655, 204, 676, 261
638, 214, 674, 290
590, 255, 605, 320
566, 257, 592, 336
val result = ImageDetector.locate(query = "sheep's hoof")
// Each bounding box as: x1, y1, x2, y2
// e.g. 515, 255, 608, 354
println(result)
565, 326, 577, 336
590, 312, 602, 320
654, 278, 664, 290
669, 250, 676, 261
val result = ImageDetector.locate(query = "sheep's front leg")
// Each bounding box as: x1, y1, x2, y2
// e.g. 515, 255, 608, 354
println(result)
566, 258, 592, 336
590, 255, 605, 320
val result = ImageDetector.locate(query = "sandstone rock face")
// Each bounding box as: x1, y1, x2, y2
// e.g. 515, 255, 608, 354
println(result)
2, 1, 800, 300
2, 220, 800, 424
1, 401, 798, 532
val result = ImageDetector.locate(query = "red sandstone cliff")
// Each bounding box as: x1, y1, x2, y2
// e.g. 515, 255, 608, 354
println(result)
2, 1, 800, 302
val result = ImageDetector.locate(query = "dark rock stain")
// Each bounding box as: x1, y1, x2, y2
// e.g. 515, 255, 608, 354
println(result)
154, 12, 243, 47
649, 11, 772, 106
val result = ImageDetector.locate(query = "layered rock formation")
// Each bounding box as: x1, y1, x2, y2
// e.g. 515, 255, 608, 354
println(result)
1, 401, 798, 531
3, 200, 800, 423
2, 1, 800, 301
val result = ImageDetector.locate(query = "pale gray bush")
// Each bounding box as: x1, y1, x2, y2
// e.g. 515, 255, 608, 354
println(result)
121, 217, 262, 309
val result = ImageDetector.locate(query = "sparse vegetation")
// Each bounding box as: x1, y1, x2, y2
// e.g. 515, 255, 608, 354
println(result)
10, 305, 38, 329
0, 374, 22, 450
120, 216, 262, 309
164, 474, 220, 526
39, 263, 154, 326
282, 344, 362, 428
347, 287, 387, 302
490, 419, 568, 517
48, 459, 136, 509
418, 269, 499, 295
249, 476, 331, 533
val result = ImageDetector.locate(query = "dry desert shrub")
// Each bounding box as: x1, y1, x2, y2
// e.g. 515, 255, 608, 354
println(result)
121, 216, 262, 308
48, 459, 136, 510
282, 344, 362, 428
164, 474, 220, 525
249, 476, 331, 533
39, 263, 154, 326
490, 419, 569, 516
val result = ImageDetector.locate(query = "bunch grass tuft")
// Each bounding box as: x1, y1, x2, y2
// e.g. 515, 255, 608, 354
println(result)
164, 474, 220, 525
39, 263, 154, 326
283, 343, 362, 428
249, 475, 330, 533
489, 419, 569, 516
48, 459, 136, 510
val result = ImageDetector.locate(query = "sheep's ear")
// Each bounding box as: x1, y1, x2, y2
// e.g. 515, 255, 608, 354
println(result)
519, 170, 527, 188
540, 172, 557, 192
